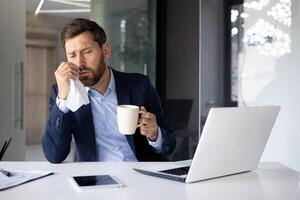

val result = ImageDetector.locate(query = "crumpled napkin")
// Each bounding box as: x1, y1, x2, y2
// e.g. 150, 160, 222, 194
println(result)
66, 78, 89, 112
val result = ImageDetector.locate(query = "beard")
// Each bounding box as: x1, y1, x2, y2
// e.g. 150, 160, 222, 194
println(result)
79, 56, 106, 87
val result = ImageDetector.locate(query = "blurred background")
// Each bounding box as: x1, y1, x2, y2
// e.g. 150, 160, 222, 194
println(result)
0, 0, 299, 173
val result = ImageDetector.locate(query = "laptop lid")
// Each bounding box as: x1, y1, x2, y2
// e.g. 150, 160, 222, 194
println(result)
133, 106, 280, 183
186, 106, 280, 183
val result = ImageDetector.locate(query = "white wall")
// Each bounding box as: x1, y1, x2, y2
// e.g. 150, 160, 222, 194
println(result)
0, 0, 26, 160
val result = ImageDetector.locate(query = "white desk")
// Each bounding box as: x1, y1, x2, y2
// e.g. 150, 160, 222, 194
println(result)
0, 162, 299, 200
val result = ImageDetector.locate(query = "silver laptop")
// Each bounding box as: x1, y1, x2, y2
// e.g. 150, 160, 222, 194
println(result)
134, 106, 280, 183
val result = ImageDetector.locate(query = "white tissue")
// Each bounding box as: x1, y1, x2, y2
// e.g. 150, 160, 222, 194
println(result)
66, 78, 89, 112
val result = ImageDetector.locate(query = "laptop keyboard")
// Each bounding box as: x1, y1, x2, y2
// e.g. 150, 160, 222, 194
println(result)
159, 166, 190, 176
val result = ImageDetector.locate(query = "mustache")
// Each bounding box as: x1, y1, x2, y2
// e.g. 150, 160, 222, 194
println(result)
78, 65, 92, 74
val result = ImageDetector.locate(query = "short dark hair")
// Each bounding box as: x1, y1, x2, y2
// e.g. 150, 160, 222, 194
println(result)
60, 18, 107, 48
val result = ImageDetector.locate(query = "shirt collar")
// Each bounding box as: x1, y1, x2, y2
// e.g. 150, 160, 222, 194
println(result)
107, 67, 116, 92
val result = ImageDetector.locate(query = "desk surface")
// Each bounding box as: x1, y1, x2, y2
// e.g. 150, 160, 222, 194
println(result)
0, 162, 299, 200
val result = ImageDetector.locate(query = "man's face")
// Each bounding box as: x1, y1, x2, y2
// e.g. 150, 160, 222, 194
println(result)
65, 31, 107, 87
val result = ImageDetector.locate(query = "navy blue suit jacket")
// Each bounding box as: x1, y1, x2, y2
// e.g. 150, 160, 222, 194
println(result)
42, 68, 176, 163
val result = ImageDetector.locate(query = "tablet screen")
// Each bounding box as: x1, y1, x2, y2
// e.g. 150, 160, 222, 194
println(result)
73, 175, 120, 187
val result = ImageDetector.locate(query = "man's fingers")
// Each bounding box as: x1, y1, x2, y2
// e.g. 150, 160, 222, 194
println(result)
55, 62, 79, 100
139, 117, 152, 125
63, 68, 79, 77
62, 64, 79, 73
65, 64, 79, 72
139, 118, 156, 131
140, 125, 156, 133
140, 126, 151, 135
58, 62, 78, 73
56, 62, 79, 81
139, 106, 151, 119
138, 106, 158, 139
140, 106, 147, 112
57, 61, 66, 70
65, 72, 77, 80
141, 112, 153, 119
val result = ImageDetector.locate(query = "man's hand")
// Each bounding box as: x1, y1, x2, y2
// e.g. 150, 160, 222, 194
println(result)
54, 62, 79, 100
139, 106, 158, 141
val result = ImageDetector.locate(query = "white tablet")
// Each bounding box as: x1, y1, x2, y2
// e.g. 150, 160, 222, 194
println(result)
70, 175, 123, 191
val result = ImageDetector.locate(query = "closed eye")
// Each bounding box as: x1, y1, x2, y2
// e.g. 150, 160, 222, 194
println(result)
67, 53, 75, 58
83, 49, 92, 54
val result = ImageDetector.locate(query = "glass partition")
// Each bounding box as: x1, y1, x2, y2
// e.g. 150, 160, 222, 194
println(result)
229, 0, 300, 172
91, 0, 156, 85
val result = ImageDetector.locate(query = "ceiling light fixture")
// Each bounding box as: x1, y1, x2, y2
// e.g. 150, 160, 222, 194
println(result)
38, 9, 91, 13
48, 0, 90, 8
35, 0, 45, 15
64, 0, 90, 1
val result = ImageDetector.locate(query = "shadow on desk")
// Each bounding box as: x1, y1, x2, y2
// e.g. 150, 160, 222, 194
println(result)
185, 168, 300, 199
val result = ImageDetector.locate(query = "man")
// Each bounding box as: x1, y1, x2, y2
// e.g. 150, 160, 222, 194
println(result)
42, 18, 176, 163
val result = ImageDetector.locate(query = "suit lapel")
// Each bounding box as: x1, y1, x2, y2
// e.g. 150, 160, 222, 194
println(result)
113, 69, 130, 105
112, 68, 136, 155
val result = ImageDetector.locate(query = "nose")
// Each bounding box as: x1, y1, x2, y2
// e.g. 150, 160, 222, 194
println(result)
74, 53, 85, 67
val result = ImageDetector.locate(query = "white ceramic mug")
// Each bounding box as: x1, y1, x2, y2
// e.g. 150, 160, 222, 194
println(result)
117, 105, 143, 135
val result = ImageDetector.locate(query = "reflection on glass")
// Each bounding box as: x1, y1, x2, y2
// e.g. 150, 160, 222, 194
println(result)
267, 0, 291, 26
244, 19, 291, 57
91, 0, 156, 84
230, 0, 293, 102
243, 0, 270, 11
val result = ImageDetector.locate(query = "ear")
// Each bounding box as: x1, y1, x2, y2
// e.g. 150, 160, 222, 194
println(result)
102, 42, 111, 60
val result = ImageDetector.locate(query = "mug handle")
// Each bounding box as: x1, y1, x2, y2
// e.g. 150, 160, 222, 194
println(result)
137, 110, 146, 128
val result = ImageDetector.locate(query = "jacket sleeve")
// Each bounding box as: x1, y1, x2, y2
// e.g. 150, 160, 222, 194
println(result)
42, 85, 73, 163
144, 77, 176, 157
